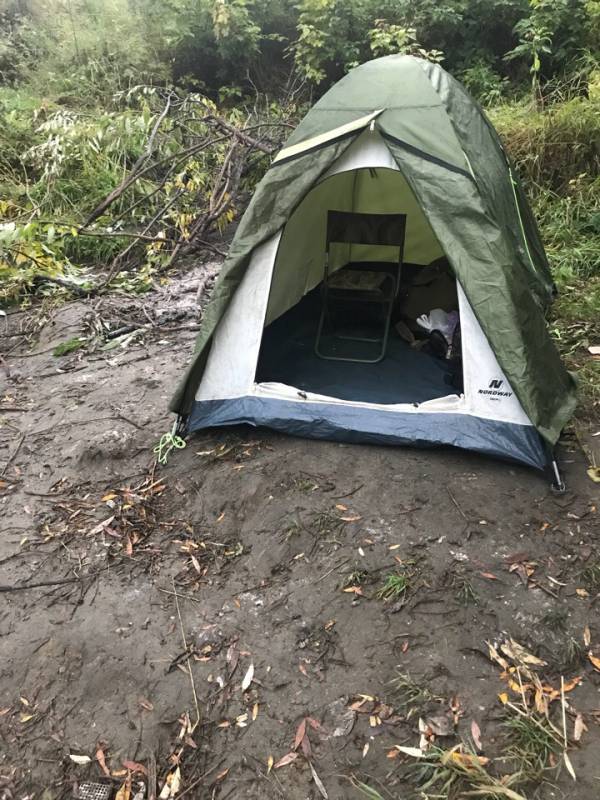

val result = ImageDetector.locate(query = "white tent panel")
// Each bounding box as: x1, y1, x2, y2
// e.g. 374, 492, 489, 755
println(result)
196, 233, 281, 401
457, 283, 531, 425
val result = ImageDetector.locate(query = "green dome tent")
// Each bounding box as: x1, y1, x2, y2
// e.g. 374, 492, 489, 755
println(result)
170, 54, 576, 479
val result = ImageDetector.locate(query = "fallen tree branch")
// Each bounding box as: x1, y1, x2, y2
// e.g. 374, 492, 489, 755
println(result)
0, 571, 106, 592
206, 114, 276, 154
83, 92, 174, 226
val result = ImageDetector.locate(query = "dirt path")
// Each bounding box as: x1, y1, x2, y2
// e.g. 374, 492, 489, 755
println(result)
1, 272, 599, 800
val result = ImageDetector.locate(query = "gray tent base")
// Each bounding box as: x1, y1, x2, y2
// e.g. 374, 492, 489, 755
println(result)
187, 396, 549, 471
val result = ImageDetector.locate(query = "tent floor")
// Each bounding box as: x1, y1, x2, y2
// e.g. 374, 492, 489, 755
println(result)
256, 290, 459, 405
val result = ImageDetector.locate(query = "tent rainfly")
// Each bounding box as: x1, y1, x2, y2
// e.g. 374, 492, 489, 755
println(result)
170, 54, 576, 485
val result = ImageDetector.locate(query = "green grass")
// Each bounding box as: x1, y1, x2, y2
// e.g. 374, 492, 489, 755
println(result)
390, 670, 441, 715
454, 576, 479, 606
377, 571, 410, 602
541, 608, 568, 631
581, 561, 600, 594
52, 336, 85, 356
504, 712, 562, 782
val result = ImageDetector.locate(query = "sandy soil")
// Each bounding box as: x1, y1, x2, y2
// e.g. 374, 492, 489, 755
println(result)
1, 267, 599, 800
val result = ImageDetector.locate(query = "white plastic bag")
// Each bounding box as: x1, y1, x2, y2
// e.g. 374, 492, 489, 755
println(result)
416, 308, 458, 344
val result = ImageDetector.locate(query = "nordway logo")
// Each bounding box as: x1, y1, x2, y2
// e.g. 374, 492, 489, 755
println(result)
478, 378, 513, 398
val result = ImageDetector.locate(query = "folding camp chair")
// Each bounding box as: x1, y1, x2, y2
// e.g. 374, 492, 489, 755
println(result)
315, 210, 407, 363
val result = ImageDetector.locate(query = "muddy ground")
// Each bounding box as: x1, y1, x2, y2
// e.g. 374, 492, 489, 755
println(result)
1, 265, 599, 800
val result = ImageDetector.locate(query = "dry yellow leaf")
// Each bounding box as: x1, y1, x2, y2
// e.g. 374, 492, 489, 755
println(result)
252, 703, 259, 721
450, 751, 490, 768
498, 692, 509, 705
267, 755, 274, 773
115, 781, 131, 800
588, 651, 600, 671
587, 467, 600, 483
584, 625, 591, 647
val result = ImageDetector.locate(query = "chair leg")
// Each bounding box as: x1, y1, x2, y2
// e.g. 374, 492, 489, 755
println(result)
314, 303, 328, 358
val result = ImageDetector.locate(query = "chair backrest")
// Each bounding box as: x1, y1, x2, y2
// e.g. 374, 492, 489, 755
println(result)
326, 210, 407, 248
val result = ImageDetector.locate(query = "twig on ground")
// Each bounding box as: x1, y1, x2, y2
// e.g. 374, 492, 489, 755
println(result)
1, 433, 25, 477
173, 576, 201, 729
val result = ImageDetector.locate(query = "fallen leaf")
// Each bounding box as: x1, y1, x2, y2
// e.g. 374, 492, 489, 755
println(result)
322, 699, 356, 738
214, 768, 229, 783
301, 733, 312, 758
69, 754, 92, 765
589, 345, 600, 356
587, 468, 600, 484
299, 661, 309, 677
487, 642, 510, 671
342, 586, 364, 596
573, 713, 586, 742
252, 703, 259, 721
584, 626, 591, 647
498, 692, 509, 705
480, 572, 498, 581
96, 746, 111, 778
563, 751, 577, 781
241, 663, 254, 691
274, 752, 298, 769
424, 714, 453, 737
267, 755, 274, 773
588, 651, 600, 671
340, 514, 361, 522
501, 638, 547, 667
362, 742, 369, 758
562, 675, 583, 693
450, 751, 489, 768
115, 781, 131, 800
576, 588, 590, 597
309, 761, 329, 799
190, 555, 201, 574
294, 718, 307, 750
90, 516, 115, 536
471, 720, 482, 751
394, 746, 425, 758
335, 504, 347, 511
159, 766, 181, 799
226, 641, 239, 676
139, 698, 154, 712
